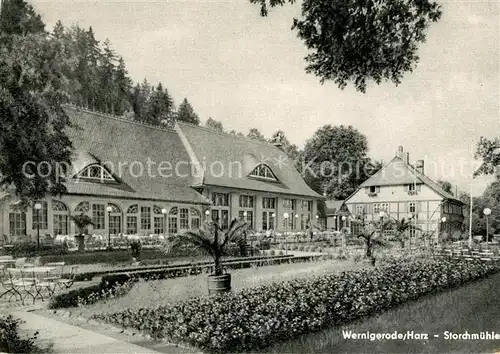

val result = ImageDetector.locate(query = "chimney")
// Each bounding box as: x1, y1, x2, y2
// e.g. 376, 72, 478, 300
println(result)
405, 152, 410, 164
396, 146, 404, 158
416, 160, 424, 174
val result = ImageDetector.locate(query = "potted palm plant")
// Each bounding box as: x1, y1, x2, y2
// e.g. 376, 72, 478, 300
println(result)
165, 219, 248, 294
354, 219, 391, 266
391, 217, 416, 248
71, 213, 94, 252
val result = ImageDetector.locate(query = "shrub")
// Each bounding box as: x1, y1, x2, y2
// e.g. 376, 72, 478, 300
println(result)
41, 248, 165, 265
4, 242, 68, 258
49, 278, 137, 309
269, 250, 276, 256
93, 258, 500, 353
298, 246, 305, 251
277, 250, 284, 256
0, 315, 52, 353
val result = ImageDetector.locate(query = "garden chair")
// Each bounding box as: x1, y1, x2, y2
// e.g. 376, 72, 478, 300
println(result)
2, 269, 35, 305
55, 265, 79, 290
29, 270, 57, 301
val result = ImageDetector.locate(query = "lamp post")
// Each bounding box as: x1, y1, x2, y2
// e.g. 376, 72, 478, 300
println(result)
283, 213, 289, 255
484, 208, 492, 242
161, 208, 167, 235
341, 215, 347, 232
34, 202, 42, 249
205, 209, 210, 223
271, 213, 276, 243
106, 205, 113, 250
243, 211, 248, 256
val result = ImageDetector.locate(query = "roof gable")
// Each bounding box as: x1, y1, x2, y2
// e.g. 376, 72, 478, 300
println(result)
63, 106, 208, 204
177, 122, 322, 198
353, 156, 462, 204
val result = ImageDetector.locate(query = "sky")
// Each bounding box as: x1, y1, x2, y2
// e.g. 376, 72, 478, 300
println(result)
31, 0, 499, 196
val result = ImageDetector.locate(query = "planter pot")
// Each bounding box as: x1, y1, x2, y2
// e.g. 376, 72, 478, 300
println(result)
208, 273, 231, 295
74, 235, 85, 252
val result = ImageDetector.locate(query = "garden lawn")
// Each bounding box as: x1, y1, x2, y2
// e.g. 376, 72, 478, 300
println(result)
54, 259, 362, 318
264, 271, 500, 353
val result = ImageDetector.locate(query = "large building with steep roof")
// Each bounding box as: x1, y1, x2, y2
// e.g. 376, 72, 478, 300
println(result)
0, 106, 322, 241
344, 146, 465, 240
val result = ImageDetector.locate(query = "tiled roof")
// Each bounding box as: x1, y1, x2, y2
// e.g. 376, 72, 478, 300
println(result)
325, 200, 349, 215
177, 122, 323, 199
63, 107, 209, 205
358, 156, 462, 204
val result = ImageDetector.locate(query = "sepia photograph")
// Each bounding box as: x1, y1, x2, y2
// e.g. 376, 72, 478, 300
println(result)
0, 0, 499, 353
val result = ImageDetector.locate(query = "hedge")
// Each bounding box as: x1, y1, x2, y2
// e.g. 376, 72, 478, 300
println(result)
2, 242, 68, 258
93, 258, 500, 353
41, 248, 165, 265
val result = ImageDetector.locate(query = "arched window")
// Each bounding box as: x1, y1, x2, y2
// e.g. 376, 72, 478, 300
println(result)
75, 201, 90, 213
190, 208, 201, 229
9, 204, 26, 237
126, 204, 138, 234
153, 205, 165, 234
249, 164, 278, 181
107, 203, 121, 235
167, 207, 200, 234
52, 200, 68, 235
168, 207, 178, 234
75, 164, 116, 182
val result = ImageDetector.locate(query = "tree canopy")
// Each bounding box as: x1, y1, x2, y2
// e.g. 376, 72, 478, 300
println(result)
247, 128, 266, 141
0, 1, 74, 206
437, 180, 454, 195
251, 0, 442, 93
206, 117, 224, 132
301, 125, 381, 199
474, 137, 500, 177
176, 98, 200, 125
269, 130, 299, 161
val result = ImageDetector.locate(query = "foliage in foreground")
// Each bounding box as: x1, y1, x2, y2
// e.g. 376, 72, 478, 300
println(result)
0, 315, 52, 353
93, 258, 500, 353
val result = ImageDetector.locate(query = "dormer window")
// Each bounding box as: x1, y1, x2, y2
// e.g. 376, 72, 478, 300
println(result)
74, 164, 116, 183
249, 164, 278, 181
366, 186, 380, 196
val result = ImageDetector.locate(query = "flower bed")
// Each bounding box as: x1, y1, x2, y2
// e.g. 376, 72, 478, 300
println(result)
92, 258, 500, 353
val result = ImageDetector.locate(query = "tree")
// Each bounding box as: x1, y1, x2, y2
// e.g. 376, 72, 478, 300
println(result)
390, 217, 421, 248
130, 79, 151, 121
0, 0, 45, 36
247, 128, 266, 141
113, 56, 133, 116
147, 82, 175, 125
301, 125, 380, 200
437, 180, 454, 195
0, 14, 75, 207
251, 0, 442, 93
176, 98, 200, 125
474, 137, 500, 177
269, 130, 299, 161
97, 38, 117, 113
164, 219, 247, 292
206, 117, 224, 132
353, 219, 391, 265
